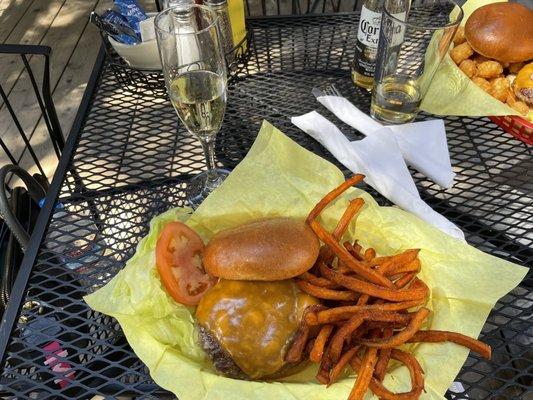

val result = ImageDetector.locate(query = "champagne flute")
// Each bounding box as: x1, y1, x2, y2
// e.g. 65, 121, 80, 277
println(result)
155, 4, 229, 207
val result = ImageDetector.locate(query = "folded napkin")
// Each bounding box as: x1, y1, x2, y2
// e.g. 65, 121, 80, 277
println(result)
313, 89, 455, 189
291, 111, 465, 239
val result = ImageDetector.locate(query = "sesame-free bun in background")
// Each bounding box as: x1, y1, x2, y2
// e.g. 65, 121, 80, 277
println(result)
465, 2, 533, 63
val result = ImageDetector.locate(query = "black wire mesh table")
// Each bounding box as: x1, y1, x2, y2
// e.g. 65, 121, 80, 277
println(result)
0, 13, 531, 400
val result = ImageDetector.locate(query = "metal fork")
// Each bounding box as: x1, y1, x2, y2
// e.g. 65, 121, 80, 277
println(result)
311, 84, 343, 99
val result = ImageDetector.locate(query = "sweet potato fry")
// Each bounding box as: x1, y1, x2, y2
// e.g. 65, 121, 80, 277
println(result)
296, 280, 360, 301
320, 264, 428, 302
330, 315, 365, 363
285, 323, 309, 363
303, 304, 329, 325
343, 241, 364, 261
343, 241, 354, 252
300, 175, 491, 400
373, 249, 420, 270
338, 260, 358, 274
316, 367, 330, 385
312, 300, 423, 325
351, 325, 372, 342
333, 198, 365, 240
299, 272, 338, 289
317, 340, 335, 384
407, 330, 491, 359
363, 321, 411, 330
337, 300, 361, 307
330, 311, 415, 362
306, 174, 365, 224
310, 220, 394, 288
305, 338, 316, 357
374, 328, 393, 381
318, 245, 334, 264
366, 312, 414, 324
370, 258, 389, 268
285, 306, 324, 363
388, 349, 425, 399
349, 347, 378, 400
364, 248, 376, 261
385, 258, 421, 277
329, 346, 360, 386
376, 259, 393, 274
352, 241, 363, 252
310, 325, 335, 363
356, 294, 370, 306
351, 348, 424, 400
394, 272, 417, 289
361, 308, 431, 348
304, 313, 318, 325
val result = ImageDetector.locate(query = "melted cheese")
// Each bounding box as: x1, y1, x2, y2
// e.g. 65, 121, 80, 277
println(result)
196, 279, 317, 379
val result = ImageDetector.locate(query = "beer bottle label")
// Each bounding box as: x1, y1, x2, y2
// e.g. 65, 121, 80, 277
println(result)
353, 6, 382, 78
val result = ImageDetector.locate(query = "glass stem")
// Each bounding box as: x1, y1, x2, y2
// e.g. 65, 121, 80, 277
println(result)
200, 136, 220, 190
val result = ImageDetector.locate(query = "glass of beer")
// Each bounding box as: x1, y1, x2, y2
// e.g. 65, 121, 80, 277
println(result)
370, 0, 463, 124
155, 4, 229, 207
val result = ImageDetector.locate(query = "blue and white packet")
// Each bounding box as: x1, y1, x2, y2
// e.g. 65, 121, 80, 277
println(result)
114, 0, 148, 37
100, 9, 141, 44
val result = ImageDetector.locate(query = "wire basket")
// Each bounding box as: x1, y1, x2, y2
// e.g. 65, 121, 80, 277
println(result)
100, 31, 252, 99
489, 115, 533, 146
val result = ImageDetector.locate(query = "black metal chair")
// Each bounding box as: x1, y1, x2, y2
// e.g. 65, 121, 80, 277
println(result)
0, 44, 64, 177
0, 44, 64, 313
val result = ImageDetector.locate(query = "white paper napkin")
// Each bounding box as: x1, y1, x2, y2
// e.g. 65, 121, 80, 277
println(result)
313, 91, 456, 189
140, 17, 156, 42
291, 111, 464, 240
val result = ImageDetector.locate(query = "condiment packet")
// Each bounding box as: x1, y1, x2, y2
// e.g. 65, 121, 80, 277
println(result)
99, 10, 141, 44
114, 0, 148, 37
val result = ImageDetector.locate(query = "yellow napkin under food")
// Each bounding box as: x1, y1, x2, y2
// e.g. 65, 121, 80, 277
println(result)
85, 121, 527, 399
420, 0, 521, 117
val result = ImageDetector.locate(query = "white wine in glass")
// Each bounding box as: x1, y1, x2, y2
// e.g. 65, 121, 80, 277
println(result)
155, 4, 229, 207
371, 74, 422, 124
169, 70, 226, 138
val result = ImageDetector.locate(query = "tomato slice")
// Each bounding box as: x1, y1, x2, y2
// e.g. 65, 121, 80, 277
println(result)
156, 221, 216, 305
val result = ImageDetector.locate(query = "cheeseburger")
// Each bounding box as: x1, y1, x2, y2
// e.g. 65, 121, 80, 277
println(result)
450, 2, 533, 117
464, 2, 533, 64
196, 217, 320, 380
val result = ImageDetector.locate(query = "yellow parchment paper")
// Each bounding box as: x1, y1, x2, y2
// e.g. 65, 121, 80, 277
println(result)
85, 121, 527, 399
420, 0, 521, 117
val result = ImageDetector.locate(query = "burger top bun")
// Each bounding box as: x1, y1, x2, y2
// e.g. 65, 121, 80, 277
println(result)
465, 2, 533, 63
203, 217, 320, 281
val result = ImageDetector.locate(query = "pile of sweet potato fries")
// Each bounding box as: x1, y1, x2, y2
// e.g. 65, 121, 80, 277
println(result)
286, 175, 491, 400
